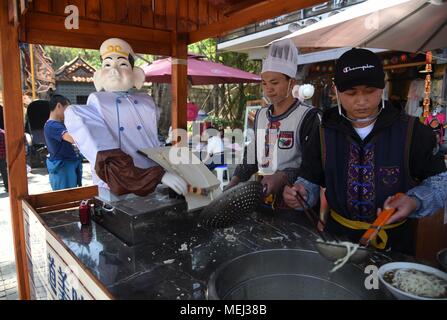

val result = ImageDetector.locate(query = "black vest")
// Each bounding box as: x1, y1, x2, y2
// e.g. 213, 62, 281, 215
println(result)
322, 116, 417, 223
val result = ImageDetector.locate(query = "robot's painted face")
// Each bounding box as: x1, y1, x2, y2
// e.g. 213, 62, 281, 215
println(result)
96, 55, 135, 92
93, 38, 145, 92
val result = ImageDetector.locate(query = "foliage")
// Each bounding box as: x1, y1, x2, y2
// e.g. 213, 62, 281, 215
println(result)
188, 39, 262, 129
204, 115, 233, 129
44, 46, 102, 70
44, 46, 155, 70
134, 54, 156, 67
188, 39, 216, 61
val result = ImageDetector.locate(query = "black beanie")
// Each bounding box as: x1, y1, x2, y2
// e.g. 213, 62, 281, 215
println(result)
334, 48, 385, 92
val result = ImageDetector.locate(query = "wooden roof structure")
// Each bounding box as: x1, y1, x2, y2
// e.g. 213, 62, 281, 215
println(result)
0, 0, 325, 299
55, 55, 96, 83
18, 0, 322, 53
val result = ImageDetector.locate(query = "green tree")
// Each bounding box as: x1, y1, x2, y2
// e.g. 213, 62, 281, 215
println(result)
44, 46, 102, 70
217, 51, 261, 128
188, 38, 217, 61
44, 46, 155, 70
188, 39, 262, 128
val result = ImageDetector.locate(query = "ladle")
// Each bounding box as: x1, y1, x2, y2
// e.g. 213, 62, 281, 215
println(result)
314, 193, 403, 264
291, 186, 371, 263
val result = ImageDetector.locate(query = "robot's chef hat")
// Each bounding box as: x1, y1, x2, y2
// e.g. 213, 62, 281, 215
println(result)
261, 39, 299, 78
100, 38, 136, 60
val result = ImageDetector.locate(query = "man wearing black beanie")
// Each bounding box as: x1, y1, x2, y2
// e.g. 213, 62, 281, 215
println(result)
283, 48, 447, 254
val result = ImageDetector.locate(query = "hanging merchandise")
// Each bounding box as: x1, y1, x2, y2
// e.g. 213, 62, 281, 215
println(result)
425, 111, 446, 148
421, 51, 433, 118
405, 79, 425, 117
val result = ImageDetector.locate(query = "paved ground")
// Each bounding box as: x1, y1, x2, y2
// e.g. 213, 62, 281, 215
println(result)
0, 163, 92, 300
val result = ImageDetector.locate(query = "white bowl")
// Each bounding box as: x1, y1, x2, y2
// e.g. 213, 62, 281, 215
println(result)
378, 262, 447, 300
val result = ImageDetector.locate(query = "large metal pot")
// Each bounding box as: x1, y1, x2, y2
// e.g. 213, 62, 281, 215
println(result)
437, 248, 447, 271
207, 249, 388, 300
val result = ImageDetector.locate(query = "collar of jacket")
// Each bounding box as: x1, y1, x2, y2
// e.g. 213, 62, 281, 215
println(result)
266, 98, 302, 122
321, 101, 407, 144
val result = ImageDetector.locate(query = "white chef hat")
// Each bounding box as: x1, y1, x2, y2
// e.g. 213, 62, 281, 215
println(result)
261, 39, 299, 79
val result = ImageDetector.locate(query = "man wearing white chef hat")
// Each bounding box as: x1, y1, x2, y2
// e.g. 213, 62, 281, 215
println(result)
65, 38, 187, 199
226, 39, 321, 210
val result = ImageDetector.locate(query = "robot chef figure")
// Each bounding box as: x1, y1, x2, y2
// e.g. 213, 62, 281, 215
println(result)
65, 38, 187, 199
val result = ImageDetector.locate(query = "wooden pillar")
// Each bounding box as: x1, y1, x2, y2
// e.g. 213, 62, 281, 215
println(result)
171, 32, 188, 132
0, 0, 31, 299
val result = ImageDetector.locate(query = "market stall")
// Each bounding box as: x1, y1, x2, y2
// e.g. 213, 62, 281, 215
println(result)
0, 0, 327, 300
1, 0, 446, 301
24, 188, 411, 300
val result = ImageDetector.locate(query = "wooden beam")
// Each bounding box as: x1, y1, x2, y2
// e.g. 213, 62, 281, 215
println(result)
20, 0, 33, 16
27, 186, 98, 209
189, 0, 325, 43
198, 0, 208, 27
141, 0, 154, 28
35, 201, 83, 214
20, 0, 26, 14
25, 12, 170, 42
208, 1, 218, 24
177, 0, 188, 33
115, 0, 128, 24
154, 0, 166, 30
165, 0, 177, 31
188, 0, 198, 31
7, 0, 14, 23
53, 0, 69, 15
12, 0, 19, 25
86, 0, 101, 20
70, 0, 86, 17
128, 0, 142, 26
21, 12, 172, 55
0, 0, 31, 300
33, 0, 52, 13
171, 32, 188, 132
219, 0, 261, 17
100, 0, 116, 22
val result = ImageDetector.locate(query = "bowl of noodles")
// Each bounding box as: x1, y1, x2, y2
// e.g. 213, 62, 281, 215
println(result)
378, 262, 447, 300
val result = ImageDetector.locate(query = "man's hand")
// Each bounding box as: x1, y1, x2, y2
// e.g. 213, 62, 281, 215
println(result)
283, 183, 308, 209
261, 171, 288, 195
62, 132, 75, 144
161, 172, 188, 195
382, 193, 418, 224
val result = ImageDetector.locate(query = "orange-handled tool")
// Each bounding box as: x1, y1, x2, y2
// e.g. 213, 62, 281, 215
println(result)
359, 193, 404, 247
